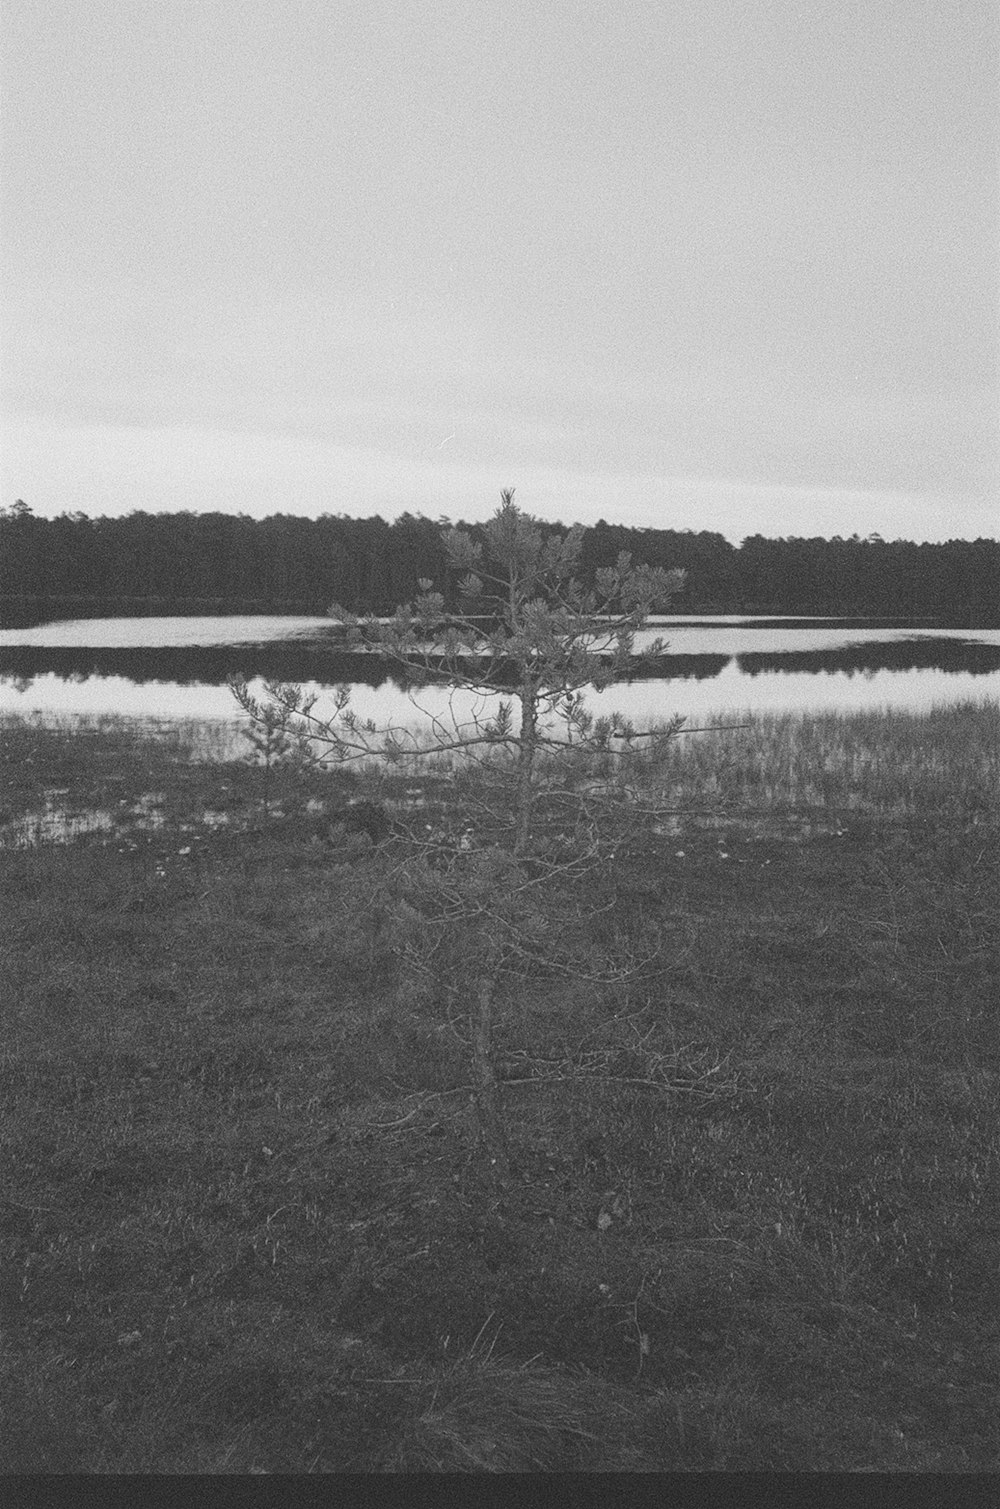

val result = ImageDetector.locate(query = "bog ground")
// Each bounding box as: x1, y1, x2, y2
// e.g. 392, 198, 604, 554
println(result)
1, 706, 998, 1472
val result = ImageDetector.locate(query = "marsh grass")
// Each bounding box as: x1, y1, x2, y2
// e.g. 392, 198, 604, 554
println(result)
632, 700, 1000, 821
1, 702, 998, 1471
319, 697, 1000, 824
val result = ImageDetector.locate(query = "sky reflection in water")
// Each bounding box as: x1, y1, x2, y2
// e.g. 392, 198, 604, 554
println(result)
0, 617, 998, 728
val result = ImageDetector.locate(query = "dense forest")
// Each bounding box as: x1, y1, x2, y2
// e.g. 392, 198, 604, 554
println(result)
1, 499, 997, 626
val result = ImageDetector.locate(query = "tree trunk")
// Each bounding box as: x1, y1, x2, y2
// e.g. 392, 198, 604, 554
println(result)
513, 678, 538, 856
471, 970, 509, 1186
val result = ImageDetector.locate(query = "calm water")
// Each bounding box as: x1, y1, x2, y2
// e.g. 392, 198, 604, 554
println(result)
1, 615, 998, 731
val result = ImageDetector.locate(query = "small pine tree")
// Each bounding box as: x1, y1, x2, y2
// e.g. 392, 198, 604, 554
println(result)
236, 491, 688, 1184
230, 683, 310, 822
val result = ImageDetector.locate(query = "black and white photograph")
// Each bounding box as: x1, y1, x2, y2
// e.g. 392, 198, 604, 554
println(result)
1, 0, 997, 1482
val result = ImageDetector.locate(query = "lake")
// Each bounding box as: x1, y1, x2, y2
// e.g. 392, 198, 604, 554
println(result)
1, 615, 999, 735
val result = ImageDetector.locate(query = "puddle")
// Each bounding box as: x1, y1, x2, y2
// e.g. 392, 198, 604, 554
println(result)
129, 793, 167, 824
0, 789, 234, 850
199, 810, 234, 829
0, 773, 855, 853
2, 803, 119, 848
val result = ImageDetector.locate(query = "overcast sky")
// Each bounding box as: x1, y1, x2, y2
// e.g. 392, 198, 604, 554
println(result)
2, 0, 997, 541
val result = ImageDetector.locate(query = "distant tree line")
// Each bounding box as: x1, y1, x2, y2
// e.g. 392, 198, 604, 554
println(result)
1, 499, 997, 625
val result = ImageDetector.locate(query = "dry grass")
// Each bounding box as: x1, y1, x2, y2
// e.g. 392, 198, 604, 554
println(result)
1, 702, 997, 1472
378, 1321, 635, 1471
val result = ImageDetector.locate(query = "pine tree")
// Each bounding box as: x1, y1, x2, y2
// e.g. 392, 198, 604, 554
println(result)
234, 491, 689, 1188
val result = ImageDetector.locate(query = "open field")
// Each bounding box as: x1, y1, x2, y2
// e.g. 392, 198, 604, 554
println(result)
1, 703, 998, 1472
